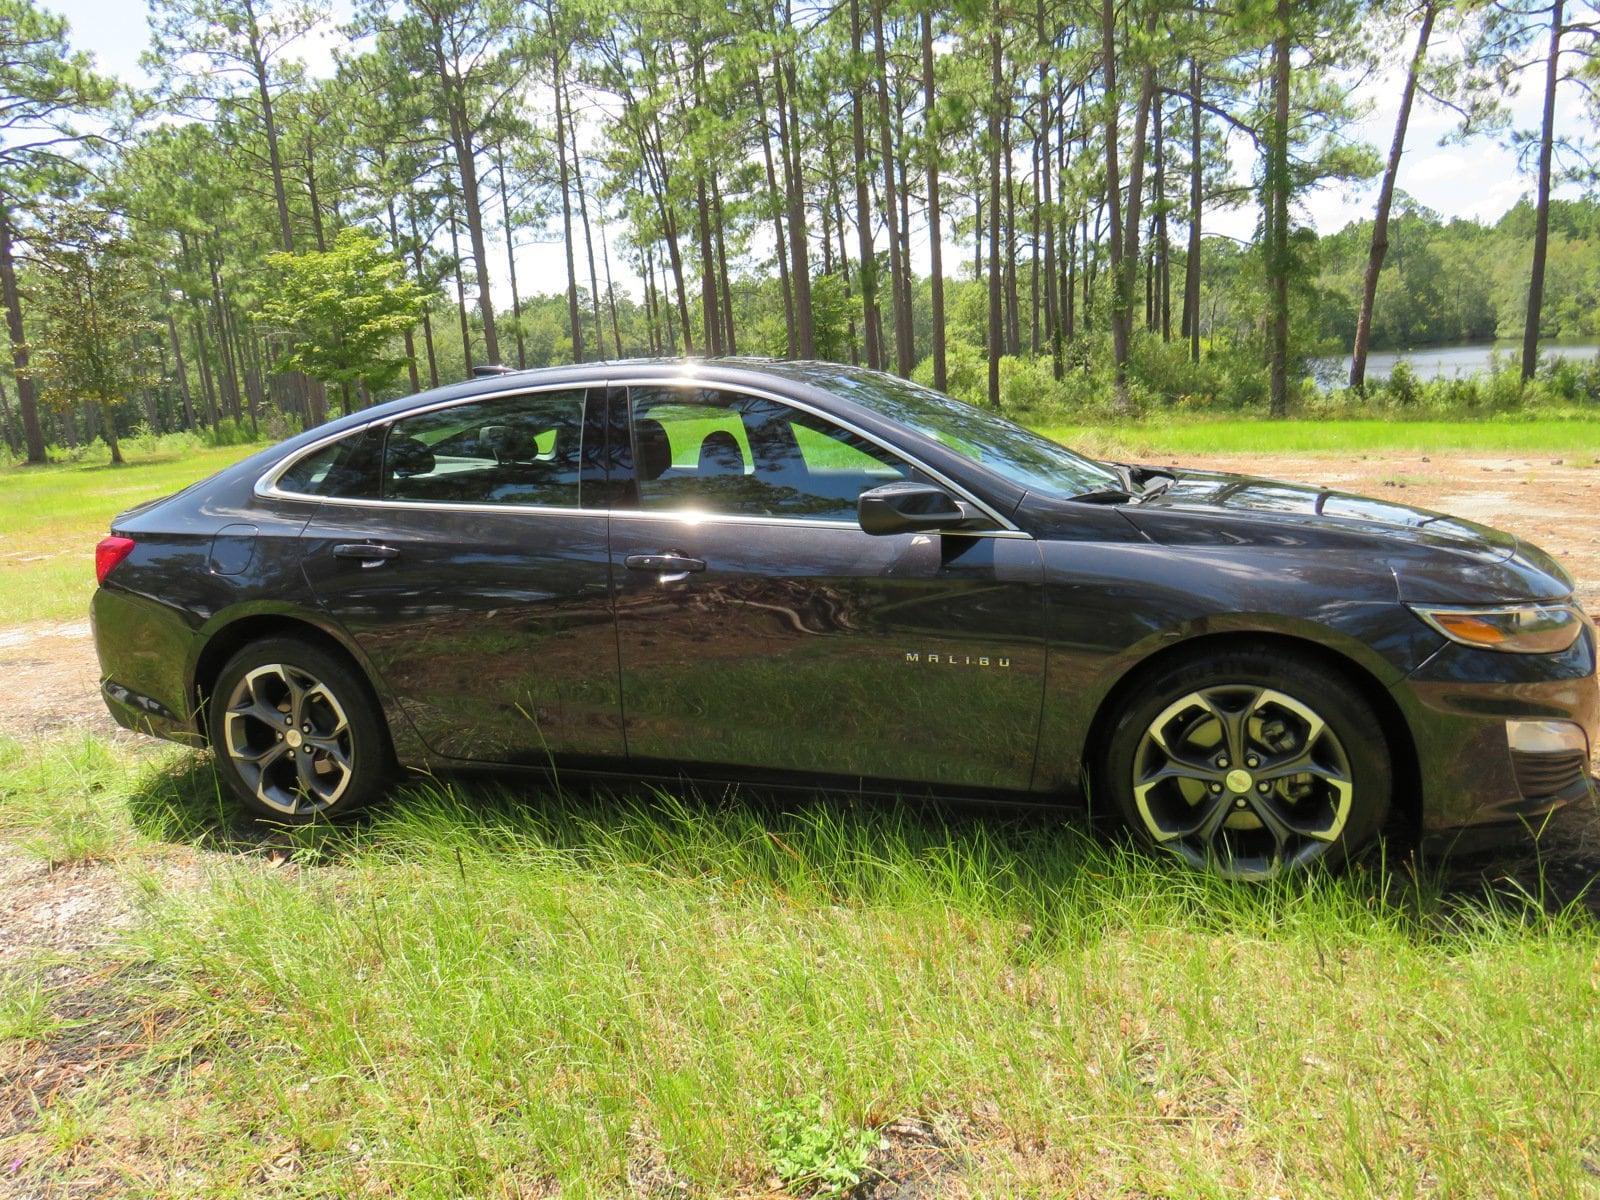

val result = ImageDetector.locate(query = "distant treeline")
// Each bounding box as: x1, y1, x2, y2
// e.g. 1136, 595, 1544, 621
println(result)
1313, 198, 1600, 353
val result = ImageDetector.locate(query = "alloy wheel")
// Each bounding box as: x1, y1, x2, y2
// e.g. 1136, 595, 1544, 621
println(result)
1130, 684, 1354, 878
221, 662, 355, 816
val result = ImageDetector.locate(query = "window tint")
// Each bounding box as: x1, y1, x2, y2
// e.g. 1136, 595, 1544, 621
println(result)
382, 390, 587, 508
276, 429, 380, 499
630, 387, 924, 519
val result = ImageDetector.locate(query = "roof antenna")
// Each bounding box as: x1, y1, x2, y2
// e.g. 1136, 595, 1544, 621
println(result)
472, 364, 516, 378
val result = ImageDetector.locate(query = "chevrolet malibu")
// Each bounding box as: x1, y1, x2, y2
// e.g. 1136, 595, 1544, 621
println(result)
92, 360, 1598, 878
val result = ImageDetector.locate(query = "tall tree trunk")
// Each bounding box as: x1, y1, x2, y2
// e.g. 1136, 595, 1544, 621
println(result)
448, 202, 474, 376
1153, 99, 1170, 340
553, 48, 584, 362
851, 0, 882, 369
0, 208, 45, 463
1267, 0, 1292, 417
248, 31, 294, 254
1102, 0, 1127, 384
873, 1, 914, 376
644, 242, 664, 354
776, 52, 815, 357
695, 171, 723, 356
1184, 59, 1202, 364
1114, 65, 1155, 390
495, 148, 528, 370
0, 376, 19, 455
386, 198, 423, 390
921, 8, 947, 390
1522, 0, 1563, 383
712, 178, 737, 356
1352, 1, 1435, 391
405, 204, 440, 388
987, 28, 1003, 408
441, 93, 500, 363
567, 76, 606, 361
189, 305, 219, 429
305, 133, 327, 252
164, 308, 196, 430
597, 203, 624, 357
756, 70, 796, 353
1003, 101, 1021, 356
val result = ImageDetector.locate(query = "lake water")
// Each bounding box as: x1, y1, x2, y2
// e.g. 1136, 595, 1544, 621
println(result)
1313, 341, 1600, 388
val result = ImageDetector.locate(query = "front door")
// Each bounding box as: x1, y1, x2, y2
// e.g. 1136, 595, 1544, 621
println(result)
608, 383, 1046, 793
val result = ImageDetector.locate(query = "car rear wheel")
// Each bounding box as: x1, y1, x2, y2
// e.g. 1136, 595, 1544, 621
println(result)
209, 637, 392, 822
1100, 650, 1391, 879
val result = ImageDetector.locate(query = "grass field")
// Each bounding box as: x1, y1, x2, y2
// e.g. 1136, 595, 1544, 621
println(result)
3, 416, 1600, 1196
3, 735, 1598, 1198
0, 444, 263, 624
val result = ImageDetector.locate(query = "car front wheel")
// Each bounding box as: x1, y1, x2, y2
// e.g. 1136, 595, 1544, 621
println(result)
208, 637, 392, 822
1100, 650, 1391, 879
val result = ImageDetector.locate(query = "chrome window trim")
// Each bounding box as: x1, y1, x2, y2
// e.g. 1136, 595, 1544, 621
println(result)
255, 381, 596, 503
254, 373, 1025, 537
612, 374, 1021, 533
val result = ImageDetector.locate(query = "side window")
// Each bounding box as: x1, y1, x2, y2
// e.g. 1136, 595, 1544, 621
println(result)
630, 387, 925, 519
276, 429, 380, 500
382, 389, 587, 508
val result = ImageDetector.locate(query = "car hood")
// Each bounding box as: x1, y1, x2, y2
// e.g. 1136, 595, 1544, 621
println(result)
1116, 469, 1574, 603
1127, 470, 1513, 555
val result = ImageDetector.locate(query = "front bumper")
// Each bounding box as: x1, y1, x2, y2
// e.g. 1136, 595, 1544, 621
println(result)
1394, 623, 1599, 830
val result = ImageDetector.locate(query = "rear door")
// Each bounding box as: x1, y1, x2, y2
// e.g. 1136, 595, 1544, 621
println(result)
607, 381, 1047, 792
294, 385, 622, 766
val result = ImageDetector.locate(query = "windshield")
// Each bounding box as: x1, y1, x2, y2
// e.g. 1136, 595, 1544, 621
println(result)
796, 364, 1121, 499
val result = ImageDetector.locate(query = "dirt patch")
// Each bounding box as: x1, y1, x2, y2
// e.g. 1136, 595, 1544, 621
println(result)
0, 621, 126, 745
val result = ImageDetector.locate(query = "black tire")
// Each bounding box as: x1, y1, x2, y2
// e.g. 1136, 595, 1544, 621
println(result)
1098, 649, 1390, 879
208, 636, 393, 822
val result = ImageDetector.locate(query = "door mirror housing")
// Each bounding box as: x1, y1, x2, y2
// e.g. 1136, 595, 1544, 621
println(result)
858, 481, 969, 535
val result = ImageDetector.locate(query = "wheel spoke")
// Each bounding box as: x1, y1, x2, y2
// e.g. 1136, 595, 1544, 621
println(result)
295, 751, 329, 800
1134, 761, 1218, 790
234, 740, 289, 769
230, 698, 287, 732
1143, 791, 1230, 844
1197, 687, 1258, 767
1242, 791, 1294, 859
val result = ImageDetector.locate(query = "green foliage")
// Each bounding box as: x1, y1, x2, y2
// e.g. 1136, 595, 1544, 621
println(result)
1314, 200, 1600, 351
27, 205, 162, 464
761, 1097, 879, 1198
257, 228, 424, 410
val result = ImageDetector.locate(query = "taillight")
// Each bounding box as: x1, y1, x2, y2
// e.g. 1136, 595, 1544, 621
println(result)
95, 536, 136, 584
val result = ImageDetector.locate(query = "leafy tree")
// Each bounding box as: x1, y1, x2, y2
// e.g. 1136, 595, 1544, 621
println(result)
27, 206, 161, 465
0, 0, 114, 462
257, 227, 425, 415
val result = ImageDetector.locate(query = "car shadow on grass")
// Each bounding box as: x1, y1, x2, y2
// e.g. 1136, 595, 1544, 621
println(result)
122, 751, 1600, 935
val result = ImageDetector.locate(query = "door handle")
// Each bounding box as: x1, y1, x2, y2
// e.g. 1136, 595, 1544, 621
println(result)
333, 543, 401, 568
624, 553, 706, 575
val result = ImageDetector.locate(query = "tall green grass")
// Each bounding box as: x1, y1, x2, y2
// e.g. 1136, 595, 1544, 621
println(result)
4, 737, 1596, 1198
0, 441, 264, 624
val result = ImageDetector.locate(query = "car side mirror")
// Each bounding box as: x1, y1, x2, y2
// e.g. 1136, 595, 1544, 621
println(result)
858, 481, 969, 535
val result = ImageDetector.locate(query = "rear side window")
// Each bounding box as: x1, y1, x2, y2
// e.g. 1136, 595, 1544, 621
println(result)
381, 389, 587, 508
276, 430, 380, 499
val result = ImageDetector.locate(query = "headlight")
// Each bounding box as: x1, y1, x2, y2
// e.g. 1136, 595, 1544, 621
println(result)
1410, 602, 1586, 654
